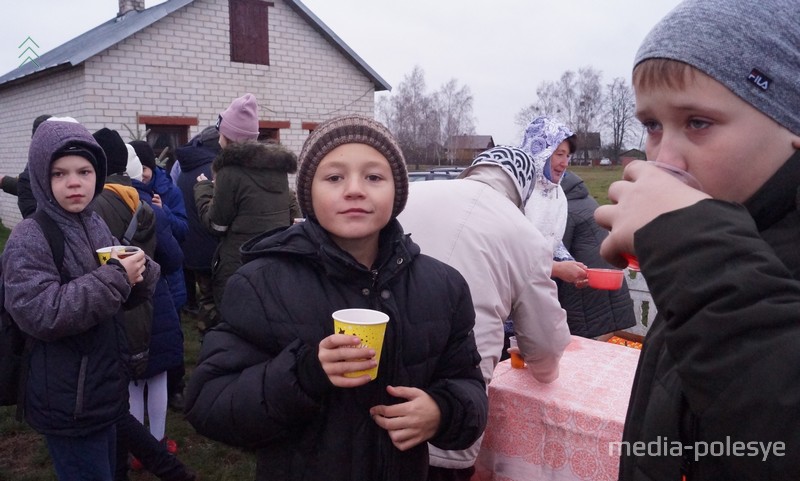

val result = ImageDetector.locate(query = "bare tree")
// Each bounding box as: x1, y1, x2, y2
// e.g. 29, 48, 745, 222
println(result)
379, 66, 477, 168
605, 77, 638, 161
514, 81, 563, 141
515, 67, 604, 163
374, 94, 392, 126
385, 65, 432, 167
435, 79, 476, 164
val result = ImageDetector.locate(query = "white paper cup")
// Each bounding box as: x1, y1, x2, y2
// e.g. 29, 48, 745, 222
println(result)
96, 245, 141, 265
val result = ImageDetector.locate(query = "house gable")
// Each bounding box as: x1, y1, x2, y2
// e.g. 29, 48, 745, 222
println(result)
0, 0, 389, 92
0, 0, 389, 227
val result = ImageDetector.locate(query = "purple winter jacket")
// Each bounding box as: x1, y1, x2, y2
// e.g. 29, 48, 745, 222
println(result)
1, 120, 160, 436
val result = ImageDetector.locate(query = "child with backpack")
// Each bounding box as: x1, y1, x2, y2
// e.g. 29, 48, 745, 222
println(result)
1, 117, 159, 480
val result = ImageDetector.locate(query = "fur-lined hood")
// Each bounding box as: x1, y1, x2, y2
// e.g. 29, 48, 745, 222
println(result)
212, 141, 297, 174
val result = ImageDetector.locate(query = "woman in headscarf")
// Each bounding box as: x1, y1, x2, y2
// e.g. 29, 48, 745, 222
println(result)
519, 116, 589, 287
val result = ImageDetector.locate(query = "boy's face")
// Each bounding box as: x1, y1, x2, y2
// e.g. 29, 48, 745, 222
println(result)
549, 140, 571, 184
50, 155, 97, 213
142, 166, 153, 183
311, 143, 395, 251
635, 70, 800, 203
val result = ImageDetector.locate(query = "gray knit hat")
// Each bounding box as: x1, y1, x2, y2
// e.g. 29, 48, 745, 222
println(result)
635, 0, 800, 135
296, 114, 408, 220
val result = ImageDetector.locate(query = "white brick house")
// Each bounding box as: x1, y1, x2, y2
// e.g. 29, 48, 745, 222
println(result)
0, 0, 389, 227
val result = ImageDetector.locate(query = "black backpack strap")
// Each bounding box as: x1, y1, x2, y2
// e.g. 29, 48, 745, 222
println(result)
121, 202, 144, 246
31, 210, 67, 283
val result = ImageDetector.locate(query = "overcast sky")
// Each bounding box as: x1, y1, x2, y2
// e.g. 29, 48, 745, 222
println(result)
2, 0, 682, 145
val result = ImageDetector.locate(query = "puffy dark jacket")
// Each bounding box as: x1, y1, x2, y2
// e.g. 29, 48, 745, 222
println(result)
175, 137, 219, 271
185, 219, 487, 481
132, 179, 184, 379
2, 120, 159, 436
558, 172, 635, 338
619, 151, 800, 480
194, 140, 299, 304
144, 166, 188, 242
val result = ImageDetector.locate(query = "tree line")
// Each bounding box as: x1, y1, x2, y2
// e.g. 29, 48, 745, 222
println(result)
515, 67, 641, 163
375, 66, 476, 168
375, 65, 643, 166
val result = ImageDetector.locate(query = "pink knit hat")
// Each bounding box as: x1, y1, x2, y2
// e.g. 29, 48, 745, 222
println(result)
216, 93, 259, 142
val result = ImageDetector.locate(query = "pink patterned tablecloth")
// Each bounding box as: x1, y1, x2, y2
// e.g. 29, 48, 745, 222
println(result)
475, 335, 640, 481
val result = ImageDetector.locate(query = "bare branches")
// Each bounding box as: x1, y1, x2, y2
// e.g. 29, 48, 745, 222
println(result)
377, 66, 475, 167
516, 67, 641, 162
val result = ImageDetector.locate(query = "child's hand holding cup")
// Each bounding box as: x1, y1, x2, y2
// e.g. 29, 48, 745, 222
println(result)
96, 246, 145, 286
597, 160, 710, 270
319, 309, 389, 387
622, 161, 704, 271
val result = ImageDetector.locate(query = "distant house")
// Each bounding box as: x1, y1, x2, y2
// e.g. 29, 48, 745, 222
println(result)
572, 132, 601, 166
0, 0, 389, 227
446, 135, 495, 165
620, 148, 647, 166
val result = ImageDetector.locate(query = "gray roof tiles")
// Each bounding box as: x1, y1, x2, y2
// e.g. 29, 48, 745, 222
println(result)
0, 0, 390, 92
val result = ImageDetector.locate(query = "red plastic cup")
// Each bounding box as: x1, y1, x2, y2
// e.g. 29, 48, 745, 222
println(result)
623, 253, 640, 271
586, 268, 624, 290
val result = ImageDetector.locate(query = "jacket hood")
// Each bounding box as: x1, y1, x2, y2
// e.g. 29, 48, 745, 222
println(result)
560, 171, 589, 201
28, 120, 107, 217
212, 141, 298, 175
176, 138, 219, 171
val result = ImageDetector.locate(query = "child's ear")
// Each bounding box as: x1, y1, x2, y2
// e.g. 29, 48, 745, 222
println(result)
792, 137, 800, 150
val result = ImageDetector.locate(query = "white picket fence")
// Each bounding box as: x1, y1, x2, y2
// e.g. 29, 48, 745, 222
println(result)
623, 269, 658, 338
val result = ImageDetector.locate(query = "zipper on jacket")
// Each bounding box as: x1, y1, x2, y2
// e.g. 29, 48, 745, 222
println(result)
370, 269, 379, 305
78, 215, 99, 264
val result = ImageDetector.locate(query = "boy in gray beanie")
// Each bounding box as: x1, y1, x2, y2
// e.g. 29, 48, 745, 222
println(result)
185, 114, 487, 481
594, 0, 800, 479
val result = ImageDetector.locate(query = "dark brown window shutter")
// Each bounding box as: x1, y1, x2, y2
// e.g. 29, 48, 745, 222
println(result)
229, 0, 274, 65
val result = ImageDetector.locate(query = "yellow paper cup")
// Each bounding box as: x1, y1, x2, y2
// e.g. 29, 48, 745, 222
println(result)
96, 245, 141, 265
332, 308, 390, 380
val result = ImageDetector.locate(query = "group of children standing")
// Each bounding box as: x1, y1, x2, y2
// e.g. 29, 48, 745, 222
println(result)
1, 90, 306, 480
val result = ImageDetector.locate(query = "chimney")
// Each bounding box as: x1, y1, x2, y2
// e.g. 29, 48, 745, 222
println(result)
118, 0, 145, 16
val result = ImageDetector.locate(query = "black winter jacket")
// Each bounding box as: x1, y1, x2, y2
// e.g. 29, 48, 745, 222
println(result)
558, 172, 635, 337
186, 219, 487, 481
619, 151, 800, 480
175, 137, 219, 270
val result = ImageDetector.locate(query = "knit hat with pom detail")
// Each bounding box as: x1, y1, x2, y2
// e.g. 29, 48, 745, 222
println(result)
296, 114, 408, 220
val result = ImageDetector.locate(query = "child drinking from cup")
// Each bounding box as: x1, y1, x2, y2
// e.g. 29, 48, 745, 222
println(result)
595, 0, 800, 478
186, 114, 487, 481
